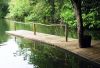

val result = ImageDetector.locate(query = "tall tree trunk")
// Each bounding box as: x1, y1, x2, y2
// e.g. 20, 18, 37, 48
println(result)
48, 0, 55, 23
71, 0, 84, 47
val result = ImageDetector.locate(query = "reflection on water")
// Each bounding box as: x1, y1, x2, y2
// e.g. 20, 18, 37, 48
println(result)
16, 39, 67, 68
0, 19, 34, 68
0, 19, 100, 68
0, 39, 34, 68
15, 38, 100, 68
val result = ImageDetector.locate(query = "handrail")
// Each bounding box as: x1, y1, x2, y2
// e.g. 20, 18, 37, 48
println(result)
14, 22, 68, 42
33, 23, 65, 26
32, 23, 68, 42
14, 22, 65, 26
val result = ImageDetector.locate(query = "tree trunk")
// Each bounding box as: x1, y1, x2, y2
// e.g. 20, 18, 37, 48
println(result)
71, 0, 84, 47
49, 0, 55, 23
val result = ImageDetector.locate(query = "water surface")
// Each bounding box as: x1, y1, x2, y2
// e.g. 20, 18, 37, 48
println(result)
0, 39, 34, 68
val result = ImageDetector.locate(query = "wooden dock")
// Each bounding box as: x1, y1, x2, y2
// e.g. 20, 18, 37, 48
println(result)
6, 30, 100, 66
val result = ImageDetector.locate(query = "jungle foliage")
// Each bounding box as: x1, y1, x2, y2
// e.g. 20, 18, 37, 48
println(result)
6, 0, 76, 28
0, 0, 9, 18
1, 0, 100, 29
81, 0, 100, 29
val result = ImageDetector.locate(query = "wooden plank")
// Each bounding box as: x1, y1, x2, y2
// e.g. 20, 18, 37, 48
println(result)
6, 30, 100, 66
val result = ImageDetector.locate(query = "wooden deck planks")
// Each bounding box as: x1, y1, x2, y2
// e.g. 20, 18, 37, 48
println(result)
6, 30, 100, 65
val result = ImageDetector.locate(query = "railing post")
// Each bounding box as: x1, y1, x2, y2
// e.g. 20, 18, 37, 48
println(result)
14, 22, 16, 30
65, 23, 68, 42
33, 23, 36, 35
14, 22, 16, 42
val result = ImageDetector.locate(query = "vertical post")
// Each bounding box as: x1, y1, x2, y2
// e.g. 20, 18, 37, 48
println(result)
65, 24, 68, 42
14, 22, 16, 30
33, 23, 36, 35
14, 22, 16, 42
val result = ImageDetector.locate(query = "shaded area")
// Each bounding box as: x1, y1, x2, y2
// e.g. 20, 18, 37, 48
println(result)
0, 0, 9, 18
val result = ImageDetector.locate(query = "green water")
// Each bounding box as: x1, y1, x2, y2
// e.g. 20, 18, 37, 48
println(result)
0, 19, 100, 68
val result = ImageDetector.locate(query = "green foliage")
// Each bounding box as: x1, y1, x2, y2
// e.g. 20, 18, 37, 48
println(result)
82, 0, 100, 29
25, 0, 50, 23
0, 0, 9, 18
0, 19, 9, 43
6, 0, 100, 29
60, 0, 76, 28
7, 0, 76, 28
7, 0, 31, 21
83, 12, 100, 29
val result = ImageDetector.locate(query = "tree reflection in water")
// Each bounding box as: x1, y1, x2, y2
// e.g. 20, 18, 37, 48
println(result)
14, 38, 100, 68
15, 39, 67, 68
0, 19, 9, 43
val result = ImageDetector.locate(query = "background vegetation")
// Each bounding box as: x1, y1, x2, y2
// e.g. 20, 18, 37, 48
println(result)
0, 0, 100, 29
0, 0, 9, 18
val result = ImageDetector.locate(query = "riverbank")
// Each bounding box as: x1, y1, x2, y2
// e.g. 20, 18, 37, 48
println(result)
6, 30, 100, 67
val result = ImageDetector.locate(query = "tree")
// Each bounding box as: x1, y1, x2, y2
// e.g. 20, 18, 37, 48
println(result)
7, 0, 31, 21
71, 0, 84, 47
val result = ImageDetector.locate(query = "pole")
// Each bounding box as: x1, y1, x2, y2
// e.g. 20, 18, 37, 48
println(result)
33, 23, 36, 35
65, 24, 68, 42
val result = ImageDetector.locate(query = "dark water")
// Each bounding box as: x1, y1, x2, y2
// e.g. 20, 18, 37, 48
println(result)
0, 19, 100, 68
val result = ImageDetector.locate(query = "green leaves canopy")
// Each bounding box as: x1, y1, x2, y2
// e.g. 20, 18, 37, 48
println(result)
6, 0, 100, 29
